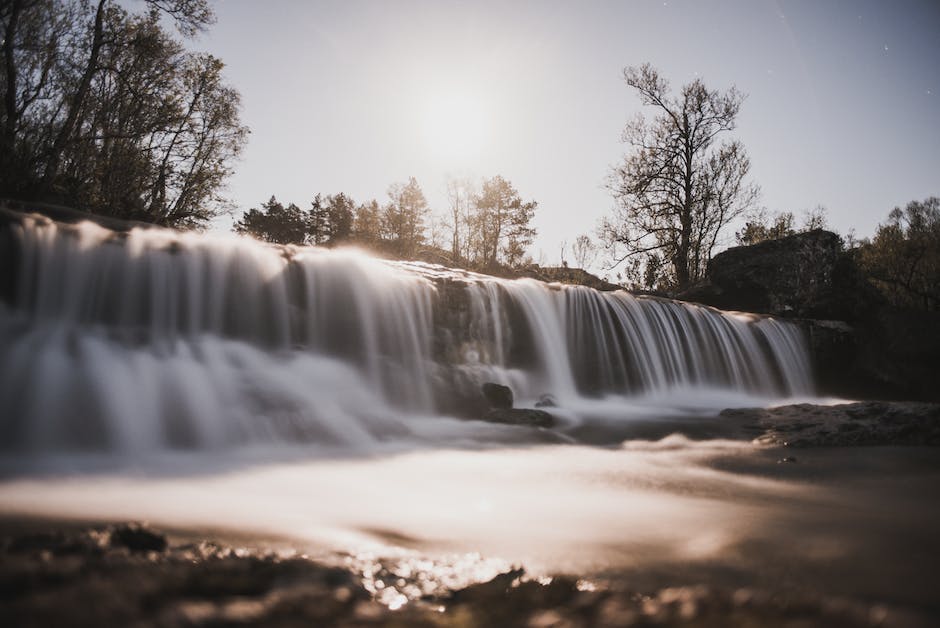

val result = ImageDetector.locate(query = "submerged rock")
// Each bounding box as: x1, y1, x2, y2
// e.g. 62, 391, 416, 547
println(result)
535, 394, 557, 408
481, 382, 514, 410
482, 408, 555, 428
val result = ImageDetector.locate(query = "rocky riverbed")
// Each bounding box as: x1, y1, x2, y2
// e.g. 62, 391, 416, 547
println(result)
2, 400, 939, 627
1, 519, 933, 628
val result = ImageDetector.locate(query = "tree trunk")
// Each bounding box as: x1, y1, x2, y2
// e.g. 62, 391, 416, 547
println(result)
42, 0, 107, 186
1, 0, 23, 164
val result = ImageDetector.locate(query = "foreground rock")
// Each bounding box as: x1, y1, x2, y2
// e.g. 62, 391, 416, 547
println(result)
721, 401, 940, 447
1, 521, 931, 627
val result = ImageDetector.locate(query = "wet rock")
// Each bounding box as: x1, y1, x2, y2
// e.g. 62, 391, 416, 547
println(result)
723, 401, 940, 447
483, 408, 555, 428
108, 522, 167, 553
482, 382, 514, 410
535, 394, 557, 408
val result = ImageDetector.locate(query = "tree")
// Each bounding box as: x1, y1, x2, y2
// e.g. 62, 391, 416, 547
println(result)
352, 199, 384, 247
858, 197, 940, 311
474, 175, 537, 269
324, 192, 355, 244
603, 64, 759, 290
0, 0, 246, 228
444, 176, 475, 265
735, 206, 828, 246
384, 177, 428, 258
234, 196, 308, 245
571, 234, 599, 269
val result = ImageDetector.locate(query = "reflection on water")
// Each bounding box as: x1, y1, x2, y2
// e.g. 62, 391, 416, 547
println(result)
2, 437, 938, 609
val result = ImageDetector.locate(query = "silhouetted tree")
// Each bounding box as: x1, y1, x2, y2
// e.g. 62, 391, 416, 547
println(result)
735, 207, 828, 246
603, 64, 759, 290
324, 193, 355, 243
234, 196, 308, 245
858, 197, 940, 311
0, 0, 246, 227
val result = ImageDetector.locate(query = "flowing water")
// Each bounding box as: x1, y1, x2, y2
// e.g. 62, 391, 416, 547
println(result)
7, 213, 936, 618
0, 213, 812, 459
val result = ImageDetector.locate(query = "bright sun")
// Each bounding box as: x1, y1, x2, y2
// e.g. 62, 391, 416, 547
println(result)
421, 90, 490, 164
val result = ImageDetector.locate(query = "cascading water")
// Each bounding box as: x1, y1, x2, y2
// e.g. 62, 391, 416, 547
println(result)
0, 212, 813, 457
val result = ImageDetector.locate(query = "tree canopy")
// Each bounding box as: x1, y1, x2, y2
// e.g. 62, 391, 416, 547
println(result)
858, 197, 940, 311
602, 64, 759, 291
233, 175, 539, 271
0, 0, 247, 228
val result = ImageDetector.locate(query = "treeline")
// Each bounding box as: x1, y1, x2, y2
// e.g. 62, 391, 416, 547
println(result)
0, 0, 247, 227
730, 201, 940, 312
234, 175, 538, 271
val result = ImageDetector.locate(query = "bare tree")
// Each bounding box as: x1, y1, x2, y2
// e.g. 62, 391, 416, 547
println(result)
571, 234, 598, 269
444, 176, 475, 265
603, 64, 759, 290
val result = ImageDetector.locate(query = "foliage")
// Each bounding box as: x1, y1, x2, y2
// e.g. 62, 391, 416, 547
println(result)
232, 175, 539, 270
602, 64, 759, 291
468, 175, 537, 269
0, 0, 247, 228
570, 234, 599, 270
384, 177, 428, 259
858, 197, 940, 311
735, 206, 828, 246
233, 197, 308, 245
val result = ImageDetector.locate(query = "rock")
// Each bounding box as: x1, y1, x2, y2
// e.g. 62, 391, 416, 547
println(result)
481, 382, 513, 410
722, 401, 940, 447
535, 394, 557, 408
482, 408, 555, 428
682, 230, 880, 322
108, 522, 168, 553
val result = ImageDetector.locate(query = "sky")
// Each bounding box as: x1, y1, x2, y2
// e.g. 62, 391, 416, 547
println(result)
180, 0, 938, 267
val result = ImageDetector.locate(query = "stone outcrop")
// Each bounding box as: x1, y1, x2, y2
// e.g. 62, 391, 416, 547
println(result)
680, 230, 940, 402
681, 230, 880, 322
721, 401, 940, 447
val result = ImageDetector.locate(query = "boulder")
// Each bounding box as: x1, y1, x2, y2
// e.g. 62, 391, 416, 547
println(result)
682, 230, 880, 321
721, 401, 940, 447
108, 522, 168, 553
481, 382, 513, 410
535, 394, 557, 408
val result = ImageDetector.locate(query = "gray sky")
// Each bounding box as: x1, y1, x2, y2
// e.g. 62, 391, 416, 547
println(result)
194, 0, 939, 265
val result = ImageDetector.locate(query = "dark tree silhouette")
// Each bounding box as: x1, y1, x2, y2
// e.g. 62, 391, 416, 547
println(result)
603, 64, 759, 290
234, 197, 308, 245
859, 198, 940, 311
0, 0, 246, 227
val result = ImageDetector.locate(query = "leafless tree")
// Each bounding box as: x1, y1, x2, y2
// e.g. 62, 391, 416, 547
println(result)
603, 64, 759, 290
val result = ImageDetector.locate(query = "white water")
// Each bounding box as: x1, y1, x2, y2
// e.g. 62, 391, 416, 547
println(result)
0, 214, 814, 459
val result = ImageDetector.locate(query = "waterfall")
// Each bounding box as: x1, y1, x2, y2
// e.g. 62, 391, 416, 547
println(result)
0, 213, 813, 455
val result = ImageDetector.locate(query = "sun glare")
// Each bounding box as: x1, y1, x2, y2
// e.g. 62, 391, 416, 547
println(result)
421, 90, 490, 164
